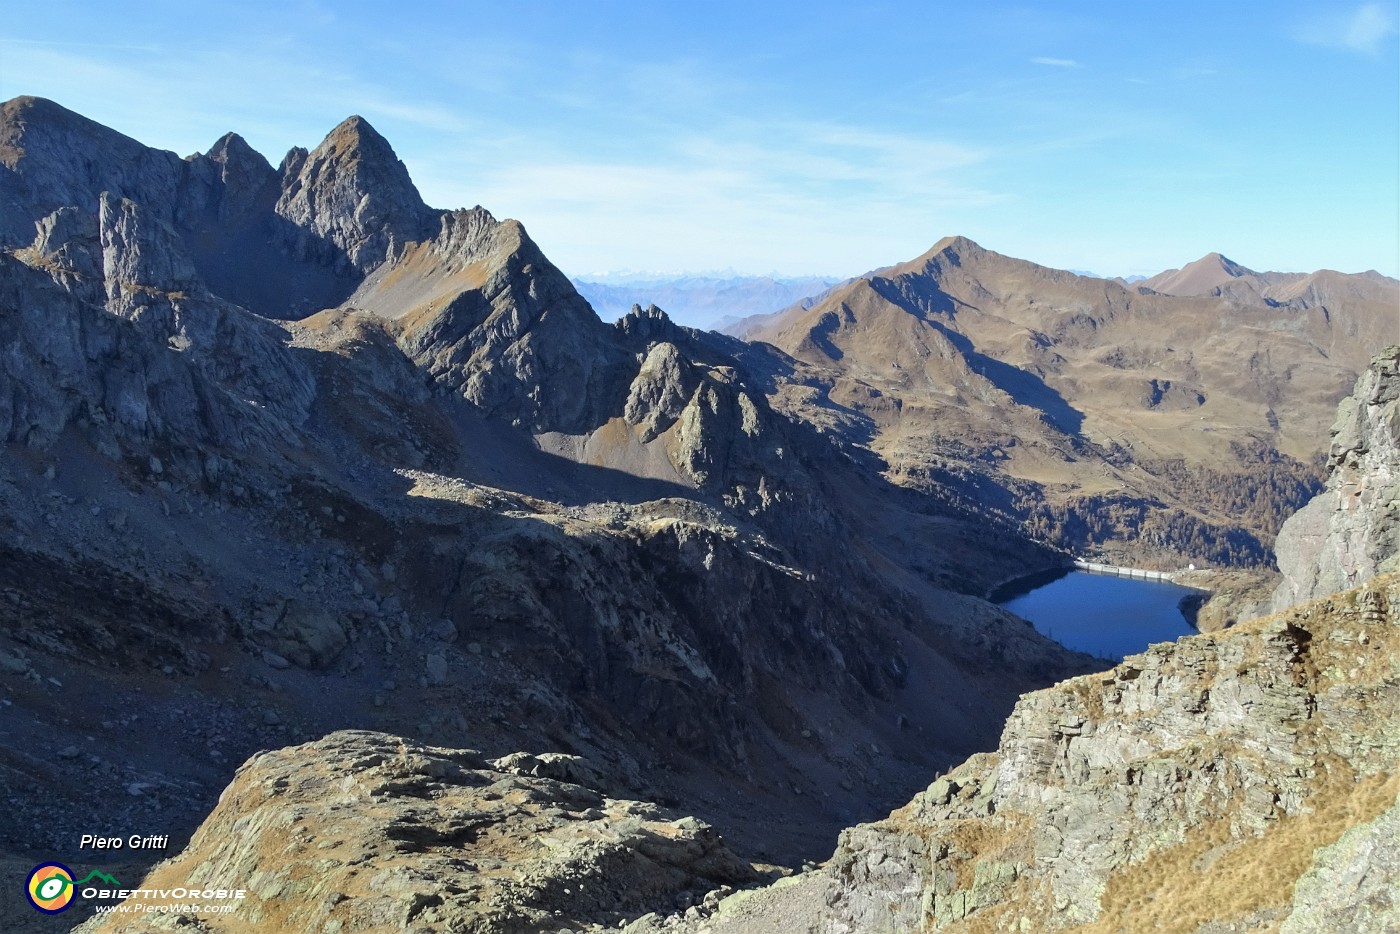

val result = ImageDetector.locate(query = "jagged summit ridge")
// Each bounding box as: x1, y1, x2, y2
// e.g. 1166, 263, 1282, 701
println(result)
275, 113, 437, 273
0, 97, 451, 319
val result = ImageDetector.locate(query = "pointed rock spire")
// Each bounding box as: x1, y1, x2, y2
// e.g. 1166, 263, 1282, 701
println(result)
275, 114, 436, 273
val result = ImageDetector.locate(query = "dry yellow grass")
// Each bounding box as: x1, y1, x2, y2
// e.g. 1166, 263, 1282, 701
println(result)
1074, 764, 1398, 934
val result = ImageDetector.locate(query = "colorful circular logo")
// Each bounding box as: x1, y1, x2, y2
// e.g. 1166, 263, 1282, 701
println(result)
26, 863, 75, 913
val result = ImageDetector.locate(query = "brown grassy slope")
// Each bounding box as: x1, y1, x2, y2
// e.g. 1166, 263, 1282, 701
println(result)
745, 237, 1398, 566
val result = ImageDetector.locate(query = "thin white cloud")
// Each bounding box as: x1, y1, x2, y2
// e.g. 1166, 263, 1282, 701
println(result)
1030, 57, 1079, 67
1343, 2, 1397, 51
442, 121, 1008, 277
0, 37, 162, 53
352, 97, 471, 134
1296, 2, 1398, 54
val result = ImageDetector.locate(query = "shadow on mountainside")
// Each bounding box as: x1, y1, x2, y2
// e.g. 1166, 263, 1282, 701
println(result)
933, 322, 1086, 436
862, 275, 1087, 435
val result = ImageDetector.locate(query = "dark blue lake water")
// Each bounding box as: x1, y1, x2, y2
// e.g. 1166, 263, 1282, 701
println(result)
996, 570, 1203, 662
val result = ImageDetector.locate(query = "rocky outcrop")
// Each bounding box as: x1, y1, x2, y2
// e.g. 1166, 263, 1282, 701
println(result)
27, 205, 102, 284
78, 731, 759, 934
97, 191, 201, 314
1272, 346, 1400, 611
0, 247, 311, 453
2, 124, 318, 454
369, 209, 631, 435
633, 573, 1400, 934
625, 340, 699, 442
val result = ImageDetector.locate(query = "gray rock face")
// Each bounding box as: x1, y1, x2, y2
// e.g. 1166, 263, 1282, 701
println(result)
625, 340, 698, 442
376, 210, 629, 434
0, 247, 310, 451
28, 205, 102, 283
192, 131, 279, 226
2, 97, 440, 321
1273, 346, 1400, 611
0, 96, 185, 247
98, 191, 201, 312
274, 115, 437, 274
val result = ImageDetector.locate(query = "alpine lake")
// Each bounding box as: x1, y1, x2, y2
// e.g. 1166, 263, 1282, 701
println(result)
994, 569, 1207, 662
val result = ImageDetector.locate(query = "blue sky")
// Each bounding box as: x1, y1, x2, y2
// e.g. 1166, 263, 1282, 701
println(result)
2, 1, 1397, 278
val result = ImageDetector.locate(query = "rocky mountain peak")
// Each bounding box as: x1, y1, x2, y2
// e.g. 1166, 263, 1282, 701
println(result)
183, 131, 280, 232
927, 233, 986, 258
0, 94, 170, 177
894, 235, 1070, 290
1142, 250, 1262, 295
0, 95, 185, 247
203, 131, 270, 174
904, 234, 989, 275
1184, 250, 1256, 281
274, 113, 436, 274
0, 95, 117, 167
325, 114, 394, 151
1199, 250, 1249, 274
277, 144, 309, 176
304, 115, 409, 188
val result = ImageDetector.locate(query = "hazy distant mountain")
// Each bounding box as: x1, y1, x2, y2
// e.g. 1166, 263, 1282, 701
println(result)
1060, 269, 1147, 283
1141, 251, 1397, 308
572, 273, 842, 329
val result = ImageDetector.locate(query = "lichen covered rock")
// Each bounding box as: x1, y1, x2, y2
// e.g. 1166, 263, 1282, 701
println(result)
1273, 345, 1400, 610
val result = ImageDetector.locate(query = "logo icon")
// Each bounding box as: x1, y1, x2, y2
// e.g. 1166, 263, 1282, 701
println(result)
24, 865, 122, 913
26, 863, 75, 913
